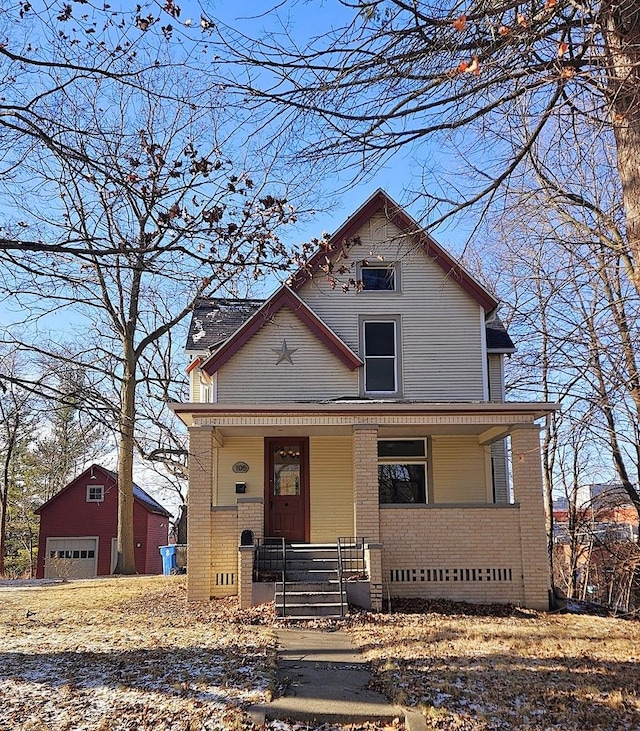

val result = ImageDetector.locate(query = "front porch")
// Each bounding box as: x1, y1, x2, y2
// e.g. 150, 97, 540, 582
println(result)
180, 402, 554, 611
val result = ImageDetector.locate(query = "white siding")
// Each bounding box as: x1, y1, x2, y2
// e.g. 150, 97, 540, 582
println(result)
190, 369, 200, 402
216, 308, 358, 403
309, 436, 354, 541
299, 214, 486, 401
431, 435, 490, 503
488, 354, 505, 401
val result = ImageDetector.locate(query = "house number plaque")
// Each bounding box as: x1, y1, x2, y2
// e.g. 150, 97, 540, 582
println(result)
232, 461, 249, 474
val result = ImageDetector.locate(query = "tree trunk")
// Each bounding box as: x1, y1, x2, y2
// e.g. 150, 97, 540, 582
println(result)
604, 1, 640, 291
114, 352, 137, 575
0, 485, 7, 576
0, 431, 15, 576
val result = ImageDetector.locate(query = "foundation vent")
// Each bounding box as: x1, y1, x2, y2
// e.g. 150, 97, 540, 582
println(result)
214, 572, 236, 586
390, 567, 513, 583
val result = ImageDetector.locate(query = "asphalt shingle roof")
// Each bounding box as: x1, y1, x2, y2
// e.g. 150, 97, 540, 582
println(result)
485, 315, 515, 352
186, 298, 516, 355
186, 298, 264, 353
102, 467, 172, 517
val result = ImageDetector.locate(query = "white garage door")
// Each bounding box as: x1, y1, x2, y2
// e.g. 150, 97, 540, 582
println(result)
45, 538, 98, 579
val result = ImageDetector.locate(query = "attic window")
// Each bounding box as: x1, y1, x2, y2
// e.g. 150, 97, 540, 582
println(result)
360, 263, 398, 291
87, 485, 104, 502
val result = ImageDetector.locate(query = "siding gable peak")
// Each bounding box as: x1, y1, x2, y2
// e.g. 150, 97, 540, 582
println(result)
200, 286, 363, 376
290, 189, 499, 313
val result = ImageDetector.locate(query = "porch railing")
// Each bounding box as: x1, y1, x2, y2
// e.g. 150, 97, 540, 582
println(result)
254, 537, 287, 616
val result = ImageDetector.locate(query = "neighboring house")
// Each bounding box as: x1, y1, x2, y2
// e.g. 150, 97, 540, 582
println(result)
35, 464, 172, 579
171, 190, 558, 612
553, 483, 639, 544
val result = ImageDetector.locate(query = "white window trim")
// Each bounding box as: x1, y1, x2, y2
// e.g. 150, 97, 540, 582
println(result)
199, 371, 217, 403
86, 484, 104, 502
360, 316, 402, 397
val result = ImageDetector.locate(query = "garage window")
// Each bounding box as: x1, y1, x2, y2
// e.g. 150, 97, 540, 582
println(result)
87, 484, 104, 502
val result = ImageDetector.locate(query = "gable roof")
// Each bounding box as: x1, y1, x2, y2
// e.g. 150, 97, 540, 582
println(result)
200, 286, 363, 376
35, 464, 172, 518
100, 467, 173, 517
186, 298, 264, 353
290, 189, 499, 313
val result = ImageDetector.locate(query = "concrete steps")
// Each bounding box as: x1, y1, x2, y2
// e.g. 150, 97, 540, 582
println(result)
258, 543, 346, 618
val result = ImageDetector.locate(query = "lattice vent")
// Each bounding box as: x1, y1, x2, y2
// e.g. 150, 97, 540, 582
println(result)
390, 567, 513, 583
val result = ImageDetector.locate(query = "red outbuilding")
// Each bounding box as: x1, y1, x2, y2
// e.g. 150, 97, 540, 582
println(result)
35, 464, 172, 579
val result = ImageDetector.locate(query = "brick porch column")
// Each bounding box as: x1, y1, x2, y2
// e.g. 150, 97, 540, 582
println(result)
238, 546, 254, 609
511, 425, 550, 611
187, 425, 217, 601
365, 543, 383, 611
352, 425, 380, 542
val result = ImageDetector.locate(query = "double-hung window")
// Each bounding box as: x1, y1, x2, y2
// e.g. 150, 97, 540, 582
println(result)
200, 371, 216, 403
362, 318, 400, 395
378, 440, 428, 504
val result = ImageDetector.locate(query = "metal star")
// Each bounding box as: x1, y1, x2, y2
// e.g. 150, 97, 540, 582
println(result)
271, 339, 298, 365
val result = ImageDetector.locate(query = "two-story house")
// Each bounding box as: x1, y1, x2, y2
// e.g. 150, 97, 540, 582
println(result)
171, 190, 557, 613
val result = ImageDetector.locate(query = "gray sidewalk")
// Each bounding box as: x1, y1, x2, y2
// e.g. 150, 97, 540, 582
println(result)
249, 627, 425, 729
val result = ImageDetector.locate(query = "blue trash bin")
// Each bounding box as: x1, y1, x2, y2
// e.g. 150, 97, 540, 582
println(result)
159, 545, 177, 575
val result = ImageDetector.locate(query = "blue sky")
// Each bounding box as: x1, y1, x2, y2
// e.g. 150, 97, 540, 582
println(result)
205, 0, 474, 257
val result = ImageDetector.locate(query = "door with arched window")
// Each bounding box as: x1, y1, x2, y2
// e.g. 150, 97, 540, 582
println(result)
264, 437, 309, 541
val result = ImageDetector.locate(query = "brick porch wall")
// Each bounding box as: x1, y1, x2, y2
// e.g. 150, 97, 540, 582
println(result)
352, 425, 380, 542
210, 507, 238, 597
380, 506, 526, 605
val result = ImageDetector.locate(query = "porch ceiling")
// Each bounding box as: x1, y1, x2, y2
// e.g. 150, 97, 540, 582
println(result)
170, 401, 559, 438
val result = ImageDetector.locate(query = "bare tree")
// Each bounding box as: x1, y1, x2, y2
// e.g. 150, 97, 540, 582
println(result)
214, 0, 640, 287
0, 67, 300, 574
0, 355, 35, 576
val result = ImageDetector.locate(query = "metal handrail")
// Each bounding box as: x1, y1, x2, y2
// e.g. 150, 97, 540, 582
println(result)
281, 538, 287, 618
254, 537, 287, 616
337, 539, 345, 617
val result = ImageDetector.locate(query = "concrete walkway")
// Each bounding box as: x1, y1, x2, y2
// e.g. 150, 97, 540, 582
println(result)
249, 628, 425, 729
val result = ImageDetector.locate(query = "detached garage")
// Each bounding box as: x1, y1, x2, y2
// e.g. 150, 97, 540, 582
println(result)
35, 465, 172, 579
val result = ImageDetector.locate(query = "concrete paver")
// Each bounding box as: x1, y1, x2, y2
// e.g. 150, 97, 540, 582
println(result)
249, 627, 421, 727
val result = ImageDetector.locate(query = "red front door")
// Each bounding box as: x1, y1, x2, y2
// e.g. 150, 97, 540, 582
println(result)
265, 437, 309, 542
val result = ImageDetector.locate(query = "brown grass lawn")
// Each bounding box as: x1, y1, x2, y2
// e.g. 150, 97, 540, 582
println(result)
1, 577, 639, 730
0, 576, 276, 731
346, 607, 640, 730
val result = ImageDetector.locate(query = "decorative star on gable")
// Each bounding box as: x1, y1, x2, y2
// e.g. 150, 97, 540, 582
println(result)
271, 339, 298, 365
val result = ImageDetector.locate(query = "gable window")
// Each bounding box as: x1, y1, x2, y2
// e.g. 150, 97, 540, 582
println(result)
362, 319, 400, 394
360, 263, 398, 292
378, 440, 427, 504
86, 485, 104, 502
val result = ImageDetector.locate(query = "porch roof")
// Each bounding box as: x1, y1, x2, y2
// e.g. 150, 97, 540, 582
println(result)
170, 400, 559, 438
